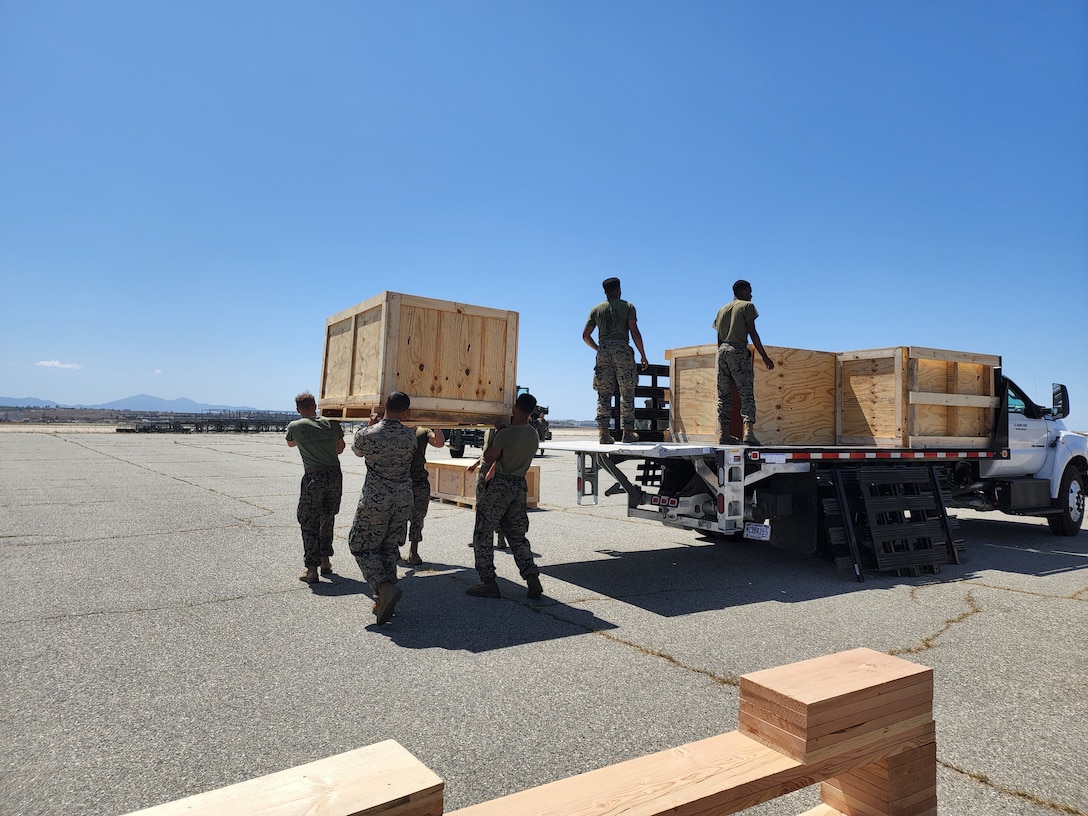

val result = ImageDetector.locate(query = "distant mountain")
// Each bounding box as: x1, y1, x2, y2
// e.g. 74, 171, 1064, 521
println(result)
0, 397, 58, 408
0, 394, 269, 412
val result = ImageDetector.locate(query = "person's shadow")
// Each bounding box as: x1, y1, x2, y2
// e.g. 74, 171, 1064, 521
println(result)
307, 572, 371, 597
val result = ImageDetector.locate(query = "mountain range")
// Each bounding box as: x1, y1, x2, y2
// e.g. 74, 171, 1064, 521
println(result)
0, 395, 274, 412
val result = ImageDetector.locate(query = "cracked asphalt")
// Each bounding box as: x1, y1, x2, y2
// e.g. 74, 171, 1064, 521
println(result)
0, 427, 1085, 815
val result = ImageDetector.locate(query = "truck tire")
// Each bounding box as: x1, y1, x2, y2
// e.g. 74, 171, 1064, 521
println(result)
449, 445, 465, 459
1048, 464, 1085, 536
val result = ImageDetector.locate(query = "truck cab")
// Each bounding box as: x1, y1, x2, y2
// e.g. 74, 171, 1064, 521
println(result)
952, 376, 1086, 535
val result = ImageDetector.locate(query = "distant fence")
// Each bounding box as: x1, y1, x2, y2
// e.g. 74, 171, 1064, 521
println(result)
125, 648, 937, 816
116, 411, 301, 434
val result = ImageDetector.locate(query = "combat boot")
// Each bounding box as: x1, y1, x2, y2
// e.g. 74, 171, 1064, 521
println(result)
298, 566, 319, 584
599, 429, 614, 445
526, 574, 543, 599
319, 556, 333, 576
374, 582, 403, 624
742, 422, 762, 445
467, 580, 501, 598
621, 430, 639, 444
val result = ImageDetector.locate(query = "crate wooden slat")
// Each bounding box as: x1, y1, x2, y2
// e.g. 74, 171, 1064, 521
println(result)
319, 292, 518, 427
667, 344, 838, 445
425, 460, 539, 509
123, 741, 443, 816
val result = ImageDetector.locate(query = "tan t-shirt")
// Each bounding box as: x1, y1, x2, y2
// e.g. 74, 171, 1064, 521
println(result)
713, 299, 758, 345
491, 424, 540, 477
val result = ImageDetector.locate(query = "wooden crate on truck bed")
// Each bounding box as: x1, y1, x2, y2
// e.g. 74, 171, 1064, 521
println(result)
667, 343, 999, 448
319, 291, 518, 427
838, 346, 999, 448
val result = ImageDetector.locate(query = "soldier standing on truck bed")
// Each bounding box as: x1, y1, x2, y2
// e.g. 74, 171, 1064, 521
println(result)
582, 276, 650, 445
713, 279, 774, 445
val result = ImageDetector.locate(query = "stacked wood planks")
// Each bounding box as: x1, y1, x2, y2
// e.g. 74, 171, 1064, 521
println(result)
124, 649, 937, 816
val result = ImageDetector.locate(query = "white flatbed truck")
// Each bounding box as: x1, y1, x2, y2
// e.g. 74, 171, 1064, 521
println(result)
543, 375, 1086, 579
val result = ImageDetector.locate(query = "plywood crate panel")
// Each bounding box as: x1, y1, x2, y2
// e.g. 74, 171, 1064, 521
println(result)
426, 460, 539, 508
319, 291, 518, 427
667, 344, 837, 445
837, 346, 999, 448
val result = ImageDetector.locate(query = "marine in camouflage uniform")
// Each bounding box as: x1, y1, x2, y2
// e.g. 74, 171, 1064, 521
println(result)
712, 279, 775, 445
347, 393, 417, 622
467, 393, 543, 599
286, 391, 345, 583
582, 277, 650, 443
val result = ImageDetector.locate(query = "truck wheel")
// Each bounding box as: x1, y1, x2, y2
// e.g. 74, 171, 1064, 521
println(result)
1048, 464, 1085, 536
449, 445, 465, 459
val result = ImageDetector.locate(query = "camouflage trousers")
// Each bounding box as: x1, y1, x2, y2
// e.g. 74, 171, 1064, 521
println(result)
717, 342, 757, 428
594, 340, 638, 430
409, 476, 430, 543
347, 489, 411, 593
476, 470, 506, 546
297, 469, 342, 567
472, 474, 538, 583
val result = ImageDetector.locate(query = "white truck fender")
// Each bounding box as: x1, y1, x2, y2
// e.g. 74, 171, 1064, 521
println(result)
1049, 431, 1088, 499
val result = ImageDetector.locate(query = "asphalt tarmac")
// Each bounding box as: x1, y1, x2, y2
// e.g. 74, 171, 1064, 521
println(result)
0, 427, 1085, 815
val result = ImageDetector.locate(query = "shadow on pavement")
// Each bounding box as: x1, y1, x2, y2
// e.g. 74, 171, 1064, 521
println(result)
362, 559, 619, 651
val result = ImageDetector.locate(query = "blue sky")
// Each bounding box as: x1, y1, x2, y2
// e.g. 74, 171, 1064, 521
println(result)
1, 1, 1085, 429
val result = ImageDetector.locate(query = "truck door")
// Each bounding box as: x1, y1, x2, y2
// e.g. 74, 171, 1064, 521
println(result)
981, 379, 1052, 479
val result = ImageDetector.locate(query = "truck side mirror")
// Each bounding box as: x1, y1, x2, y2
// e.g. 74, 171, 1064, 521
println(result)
1051, 383, 1070, 419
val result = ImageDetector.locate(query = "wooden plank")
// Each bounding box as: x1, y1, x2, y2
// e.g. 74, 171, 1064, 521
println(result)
907, 346, 1000, 367
446, 731, 802, 816
739, 683, 933, 739
739, 648, 933, 715
448, 721, 937, 816
905, 435, 991, 449
907, 392, 996, 408
123, 741, 443, 816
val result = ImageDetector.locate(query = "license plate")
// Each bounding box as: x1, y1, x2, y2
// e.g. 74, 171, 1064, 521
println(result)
744, 522, 771, 541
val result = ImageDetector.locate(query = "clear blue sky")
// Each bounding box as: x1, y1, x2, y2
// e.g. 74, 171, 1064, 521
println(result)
2, 1, 1086, 429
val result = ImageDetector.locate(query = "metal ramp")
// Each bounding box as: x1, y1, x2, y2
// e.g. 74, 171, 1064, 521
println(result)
822, 465, 963, 579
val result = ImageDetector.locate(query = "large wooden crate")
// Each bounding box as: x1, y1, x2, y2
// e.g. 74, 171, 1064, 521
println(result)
668, 344, 838, 445
838, 346, 999, 448
668, 343, 1000, 448
319, 292, 518, 427
425, 459, 540, 509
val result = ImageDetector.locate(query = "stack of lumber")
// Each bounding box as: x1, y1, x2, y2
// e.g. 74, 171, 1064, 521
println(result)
739, 647, 934, 764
